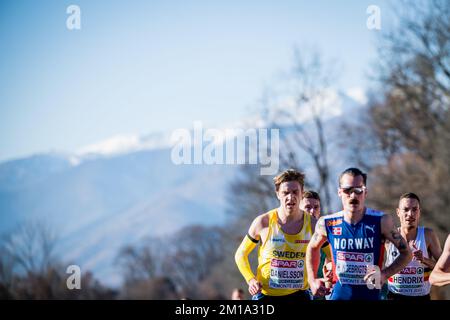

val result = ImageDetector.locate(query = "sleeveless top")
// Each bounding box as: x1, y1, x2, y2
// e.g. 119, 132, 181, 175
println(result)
257, 209, 312, 296
386, 226, 431, 296
325, 208, 385, 300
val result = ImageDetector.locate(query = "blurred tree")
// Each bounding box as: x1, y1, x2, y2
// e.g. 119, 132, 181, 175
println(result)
345, 0, 450, 233
116, 225, 225, 299
223, 49, 339, 298
2, 221, 58, 275
165, 225, 224, 299
117, 237, 164, 284
0, 221, 117, 299
227, 49, 338, 229
340, 0, 450, 299
274, 48, 337, 212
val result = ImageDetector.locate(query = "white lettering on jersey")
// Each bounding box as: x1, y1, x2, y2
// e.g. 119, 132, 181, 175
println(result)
334, 237, 374, 250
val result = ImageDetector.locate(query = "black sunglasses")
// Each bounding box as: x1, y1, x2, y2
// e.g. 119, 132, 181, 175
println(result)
340, 186, 365, 195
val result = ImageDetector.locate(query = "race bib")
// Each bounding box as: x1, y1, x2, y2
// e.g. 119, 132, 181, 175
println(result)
335, 251, 374, 285
268, 259, 304, 289
388, 266, 426, 295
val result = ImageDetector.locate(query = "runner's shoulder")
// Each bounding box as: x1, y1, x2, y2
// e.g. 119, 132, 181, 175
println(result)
321, 211, 344, 222
315, 216, 328, 236
379, 211, 394, 224
423, 226, 438, 242
365, 207, 385, 217
251, 210, 273, 232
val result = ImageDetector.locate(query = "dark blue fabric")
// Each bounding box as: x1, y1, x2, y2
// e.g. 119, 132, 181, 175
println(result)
325, 208, 384, 300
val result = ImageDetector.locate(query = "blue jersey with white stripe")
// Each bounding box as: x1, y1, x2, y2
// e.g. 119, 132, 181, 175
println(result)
324, 208, 385, 300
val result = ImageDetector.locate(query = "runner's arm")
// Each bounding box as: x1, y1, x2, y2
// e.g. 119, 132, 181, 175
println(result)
380, 214, 412, 280
306, 216, 329, 296
311, 216, 331, 270
421, 228, 442, 269
235, 233, 259, 283
235, 214, 266, 295
430, 235, 450, 287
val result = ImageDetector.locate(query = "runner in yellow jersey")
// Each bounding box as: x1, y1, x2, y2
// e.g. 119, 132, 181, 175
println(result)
234, 169, 316, 301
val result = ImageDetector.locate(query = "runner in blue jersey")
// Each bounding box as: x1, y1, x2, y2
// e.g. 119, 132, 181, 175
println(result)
306, 168, 412, 300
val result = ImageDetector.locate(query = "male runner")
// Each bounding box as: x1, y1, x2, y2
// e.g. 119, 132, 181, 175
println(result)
306, 167, 412, 300
235, 169, 315, 301
385, 193, 442, 300
430, 234, 450, 287
302, 190, 321, 219
301, 191, 332, 299
301, 191, 332, 277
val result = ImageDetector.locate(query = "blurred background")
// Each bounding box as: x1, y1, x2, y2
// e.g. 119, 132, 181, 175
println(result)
0, 0, 449, 299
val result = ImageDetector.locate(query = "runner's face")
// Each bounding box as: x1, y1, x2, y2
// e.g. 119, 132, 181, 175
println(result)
301, 198, 320, 219
397, 198, 420, 230
277, 181, 302, 214
338, 174, 366, 213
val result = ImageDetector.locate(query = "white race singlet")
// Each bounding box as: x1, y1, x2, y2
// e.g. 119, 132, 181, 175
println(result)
386, 227, 431, 296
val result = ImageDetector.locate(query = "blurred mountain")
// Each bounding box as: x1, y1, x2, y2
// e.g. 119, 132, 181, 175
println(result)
0, 89, 366, 286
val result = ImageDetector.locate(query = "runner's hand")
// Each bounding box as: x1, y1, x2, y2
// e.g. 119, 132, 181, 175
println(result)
310, 278, 329, 297
364, 268, 387, 288
411, 242, 424, 262
322, 262, 333, 282
248, 278, 262, 296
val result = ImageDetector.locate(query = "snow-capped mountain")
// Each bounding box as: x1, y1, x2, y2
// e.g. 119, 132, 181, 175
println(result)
0, 89, 367, 287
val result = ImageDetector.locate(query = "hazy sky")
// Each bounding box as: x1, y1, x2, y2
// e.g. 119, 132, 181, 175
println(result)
0, 0, 394, 162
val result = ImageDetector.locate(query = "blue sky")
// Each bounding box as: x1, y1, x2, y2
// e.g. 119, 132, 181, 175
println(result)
0, 0, 394, 162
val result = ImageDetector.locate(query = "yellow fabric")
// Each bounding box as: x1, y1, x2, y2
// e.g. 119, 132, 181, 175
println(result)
257, 209, 312, 296
235, 235, 258, 283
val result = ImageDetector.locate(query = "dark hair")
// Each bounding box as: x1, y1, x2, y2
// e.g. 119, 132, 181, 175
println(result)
273, 169, 305, 191
303, 190, 321, 201
339, 167, 367, 186
399, 192, 421, 205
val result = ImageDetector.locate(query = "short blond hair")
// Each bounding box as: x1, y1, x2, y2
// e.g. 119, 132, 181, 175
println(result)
273, 169, 305, 192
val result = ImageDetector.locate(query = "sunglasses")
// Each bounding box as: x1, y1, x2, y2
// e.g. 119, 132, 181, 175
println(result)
340, 186, 365, 195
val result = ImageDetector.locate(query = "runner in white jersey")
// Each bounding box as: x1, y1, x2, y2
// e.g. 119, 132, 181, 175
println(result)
385, 193, 442, 300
